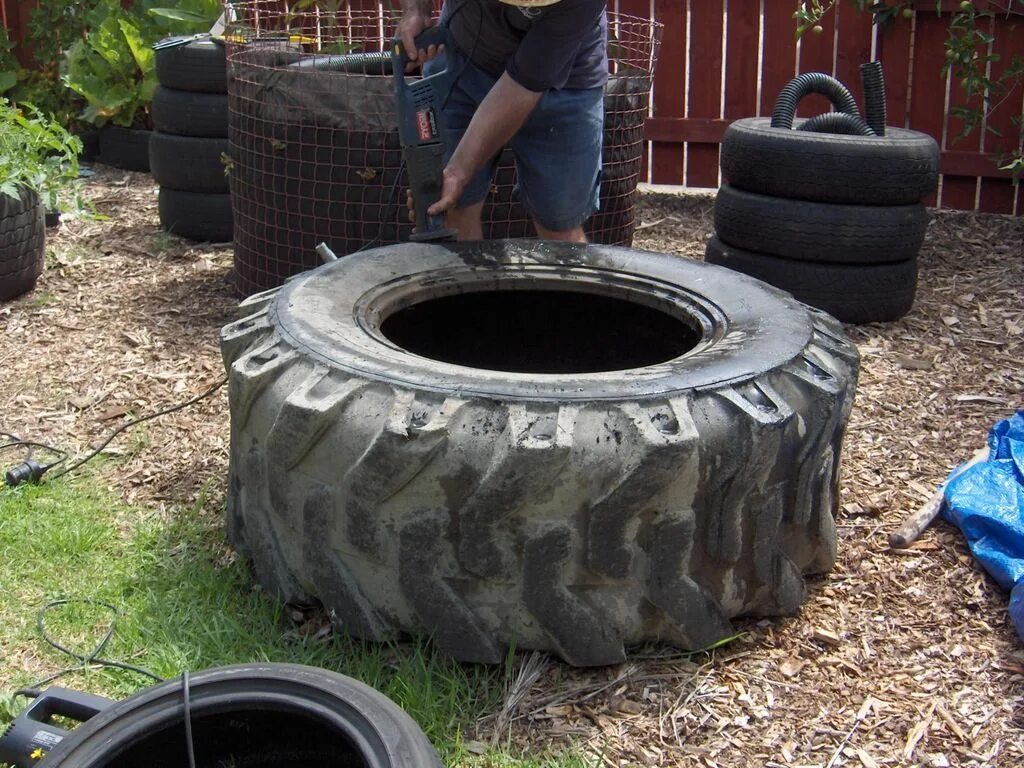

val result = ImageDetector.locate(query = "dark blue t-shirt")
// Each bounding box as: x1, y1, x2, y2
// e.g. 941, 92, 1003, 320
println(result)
442, 0, 608, 92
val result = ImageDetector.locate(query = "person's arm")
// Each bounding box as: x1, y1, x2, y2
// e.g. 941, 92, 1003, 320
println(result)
429, 73, 542, 216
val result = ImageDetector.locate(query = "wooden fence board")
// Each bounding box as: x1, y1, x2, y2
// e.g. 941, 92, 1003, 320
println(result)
908, 12, 949, 207
941, 14, 990, 211
723, 0, 760, 120
978, 14, 1024, 215
875, 11, 913, 128
759, 1, 798, 117
685, 0, 723, 187
834, 1, 875, 112
651, 0, 687, 185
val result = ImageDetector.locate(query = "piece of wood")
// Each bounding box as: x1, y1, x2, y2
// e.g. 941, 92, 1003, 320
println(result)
888, 447, 990, 549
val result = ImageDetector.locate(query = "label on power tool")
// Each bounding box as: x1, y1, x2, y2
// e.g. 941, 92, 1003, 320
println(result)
416, 108, 439, 141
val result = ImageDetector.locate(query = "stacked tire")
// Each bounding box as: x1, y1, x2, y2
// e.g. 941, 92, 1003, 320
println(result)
0, 188, 45, 301
707, 71, 939, 324
151, 37, 233, 243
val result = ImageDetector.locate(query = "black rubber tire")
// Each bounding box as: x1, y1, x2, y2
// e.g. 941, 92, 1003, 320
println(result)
150, 133, 229, 192
220, 240, 859, 666
155, 37, 227, 93
720, 117, 940, 205
0, 188, 45, 301
158, 188, 233, 242
98, 126, 152, 172
152, 86, 228, 138
39, 663, 442, 768
704, 234, 917, 324
714, 184, 929, 264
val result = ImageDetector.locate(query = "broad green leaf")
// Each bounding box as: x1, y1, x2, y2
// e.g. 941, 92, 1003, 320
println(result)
118, 18, 154, 73
148, 8, 210, 24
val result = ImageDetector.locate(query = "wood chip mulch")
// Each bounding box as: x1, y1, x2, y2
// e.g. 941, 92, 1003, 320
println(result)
1, 169, 1022, 767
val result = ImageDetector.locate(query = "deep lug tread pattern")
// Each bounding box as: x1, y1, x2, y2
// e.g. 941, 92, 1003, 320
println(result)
222, 241, 860, 666
303, 487, 395, 641
523, 526, 626, 667
458, 404, 573, 579
343, 391, 454, 559
399, 515, 503, 664
238, 445, 311, 605
647, 512, 733, 649
266, 368, 367, 470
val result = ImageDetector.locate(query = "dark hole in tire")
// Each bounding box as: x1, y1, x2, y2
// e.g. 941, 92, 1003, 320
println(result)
100, 707, 367, 768
380, 289, 702, 374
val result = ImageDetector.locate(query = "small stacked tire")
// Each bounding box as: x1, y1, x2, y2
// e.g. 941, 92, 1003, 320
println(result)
0, 188, 45, 301
152, 38, 233, 243
707, 71, 939, 324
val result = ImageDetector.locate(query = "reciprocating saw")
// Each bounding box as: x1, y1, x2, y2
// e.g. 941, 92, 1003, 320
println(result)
392, 27, 458, 242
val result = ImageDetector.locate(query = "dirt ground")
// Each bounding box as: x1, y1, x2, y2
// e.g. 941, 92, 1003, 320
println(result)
1, 168, 1022, 767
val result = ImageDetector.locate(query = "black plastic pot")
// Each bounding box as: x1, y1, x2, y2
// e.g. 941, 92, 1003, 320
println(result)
99, 126, 152, 172
38, 664, 441, 768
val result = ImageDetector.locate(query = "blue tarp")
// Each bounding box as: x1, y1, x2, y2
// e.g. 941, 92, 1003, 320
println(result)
941, 410, 1024, 642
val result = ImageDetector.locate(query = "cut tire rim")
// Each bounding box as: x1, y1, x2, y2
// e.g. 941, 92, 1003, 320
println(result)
38, 663, 442, 768
221, 240, 860, 666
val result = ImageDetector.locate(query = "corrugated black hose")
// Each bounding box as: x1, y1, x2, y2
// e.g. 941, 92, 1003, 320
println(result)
860, 60, 887, 136
770, 72, 862, 129
796, 111, 876, 136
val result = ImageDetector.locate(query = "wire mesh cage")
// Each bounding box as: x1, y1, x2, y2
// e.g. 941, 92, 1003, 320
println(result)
225, 2, 661, 296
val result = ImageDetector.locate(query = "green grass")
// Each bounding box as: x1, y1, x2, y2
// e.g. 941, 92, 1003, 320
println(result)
0, 475, 593, 767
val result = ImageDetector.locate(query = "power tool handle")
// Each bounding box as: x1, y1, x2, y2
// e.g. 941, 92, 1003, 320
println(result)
23, 687, 112, 727
0, 688, 112, 767
391, 25, 449, 74
405, 143, 456, 242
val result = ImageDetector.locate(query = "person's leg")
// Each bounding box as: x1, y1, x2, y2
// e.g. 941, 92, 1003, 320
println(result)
534, 221, 587, 242
508, 85, 604, 241
447, 201, 485, 240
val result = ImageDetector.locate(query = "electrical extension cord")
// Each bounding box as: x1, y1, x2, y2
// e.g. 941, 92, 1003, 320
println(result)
2, 378, 227, 489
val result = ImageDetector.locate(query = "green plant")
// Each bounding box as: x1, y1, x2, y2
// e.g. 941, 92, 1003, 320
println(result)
62, 1, 158, 129
794, 1, 1024, 180
148, 0, 223, 29
0, 27, 21, 96
0, 98, 83, 212
8, 0, 101, 127
60, 0, 221, 129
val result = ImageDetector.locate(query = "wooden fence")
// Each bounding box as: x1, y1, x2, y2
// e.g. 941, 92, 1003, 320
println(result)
615, 0, 1023, 215
4, 0, 1022, 214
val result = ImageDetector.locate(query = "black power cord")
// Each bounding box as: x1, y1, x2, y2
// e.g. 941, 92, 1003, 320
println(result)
2, 378, 226, 489
12, 599, 164, 699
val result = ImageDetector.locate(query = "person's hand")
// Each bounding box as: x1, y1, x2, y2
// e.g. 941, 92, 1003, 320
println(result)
427, 167, 467, 217
397, 10, 444, 72
405, 166, 467, 230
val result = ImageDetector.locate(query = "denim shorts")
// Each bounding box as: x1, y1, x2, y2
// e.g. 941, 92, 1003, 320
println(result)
423, 43, 604, 232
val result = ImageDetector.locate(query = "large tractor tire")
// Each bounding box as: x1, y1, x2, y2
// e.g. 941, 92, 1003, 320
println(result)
220, 240, 859, 666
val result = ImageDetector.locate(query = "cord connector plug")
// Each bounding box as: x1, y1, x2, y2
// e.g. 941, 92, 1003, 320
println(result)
5, 459, 47, 488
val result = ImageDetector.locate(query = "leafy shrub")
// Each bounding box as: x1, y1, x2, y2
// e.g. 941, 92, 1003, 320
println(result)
0, 98, 83, 212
